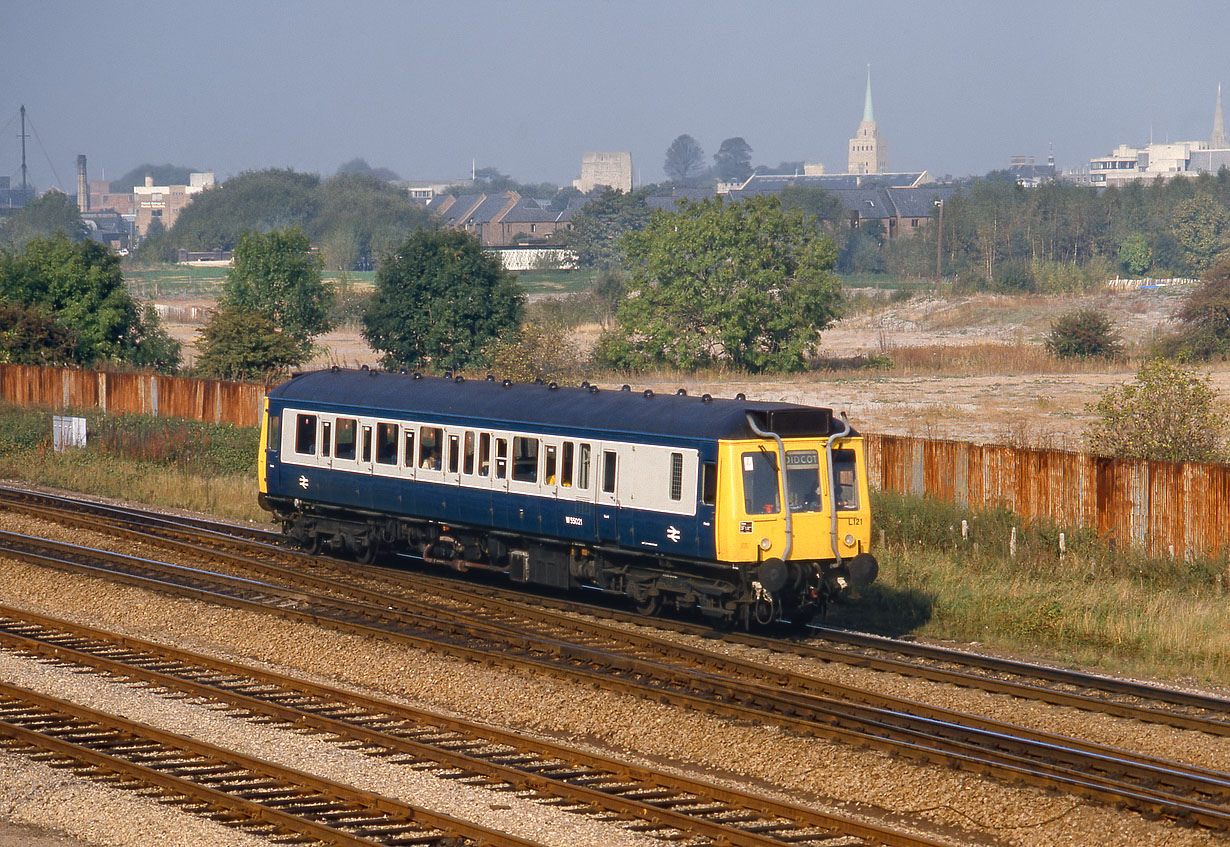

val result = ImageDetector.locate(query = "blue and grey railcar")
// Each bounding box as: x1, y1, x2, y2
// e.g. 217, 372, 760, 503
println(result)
258, 367, 876, 627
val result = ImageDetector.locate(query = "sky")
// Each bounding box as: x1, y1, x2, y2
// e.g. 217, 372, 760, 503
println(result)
5, 1, 1230, 193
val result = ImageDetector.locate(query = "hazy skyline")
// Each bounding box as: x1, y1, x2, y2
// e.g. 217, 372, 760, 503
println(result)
6, 1, 1229, 193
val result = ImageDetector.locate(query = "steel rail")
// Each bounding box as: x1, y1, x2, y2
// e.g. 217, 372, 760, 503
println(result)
1, 530, 1228, 830
0, 682, 547, 847
0, 604, 957, 847
5, 484, 1226, 739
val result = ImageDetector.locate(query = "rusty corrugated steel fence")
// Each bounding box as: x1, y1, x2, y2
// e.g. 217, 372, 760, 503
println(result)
865, 434, 1230, 561
2, 364, 1228, 560
0, 364, 267, 428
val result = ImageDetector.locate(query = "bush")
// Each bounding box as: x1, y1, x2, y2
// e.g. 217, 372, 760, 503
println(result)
1155, 257, 1230, 360
1045, 309, 1122, 359
485, 323, 584, 383
1085, 358, 1228, 462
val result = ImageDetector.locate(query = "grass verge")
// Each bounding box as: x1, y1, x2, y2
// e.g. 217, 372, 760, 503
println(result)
828, 491, 1230, 687
0, 404, 265, 524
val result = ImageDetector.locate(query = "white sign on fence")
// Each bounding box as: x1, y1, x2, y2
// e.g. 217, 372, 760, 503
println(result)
51, 415, 87, 452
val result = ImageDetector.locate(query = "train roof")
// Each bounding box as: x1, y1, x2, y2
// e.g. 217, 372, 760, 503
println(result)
267, 368, 855, 441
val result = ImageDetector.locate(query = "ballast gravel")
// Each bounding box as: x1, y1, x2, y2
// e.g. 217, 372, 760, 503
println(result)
0, 509, 1224, 846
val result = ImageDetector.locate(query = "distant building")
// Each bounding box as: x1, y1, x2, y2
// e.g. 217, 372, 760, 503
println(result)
0, 176, 34, 211
429, 191, 576, 247
133, 172, 215, 236
848, 68, 888, 175
1006, 153, 1056, 187
573, 152, 633, 194
1087, 85, 1230, 187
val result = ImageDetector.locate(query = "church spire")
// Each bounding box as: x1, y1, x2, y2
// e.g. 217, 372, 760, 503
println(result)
1213, 83, 1228, 149
863, 65, 875, 123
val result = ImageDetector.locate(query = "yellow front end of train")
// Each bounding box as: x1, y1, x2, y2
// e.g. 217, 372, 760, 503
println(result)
714, 434, 874, 571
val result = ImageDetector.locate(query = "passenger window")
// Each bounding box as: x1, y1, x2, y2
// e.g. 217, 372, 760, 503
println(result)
464, 432, 476, 475
403, 429, 415, 468
544, 445, 557, 486
513, 437, 538, 483
742, 450, 779, 515
295, 414, 317, 455
322, 421, 331, 458
561, 442, 574, 487
669, 453, 683, 501
376, 423, 398, 465
832, 449, 860, 511
479, 433, 491, 477
602, 450, 617, 494
578, 443, 591, 489
701, 462, 717, 506
268, 414, 281, 451
419, 427, 442, 471
335, 418, 357, 461
362, 426, 373, 463
448, 434, 460, 474
495, 438, 508, 479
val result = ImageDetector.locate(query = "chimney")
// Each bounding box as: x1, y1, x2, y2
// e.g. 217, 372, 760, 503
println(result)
76, 155, 89, 212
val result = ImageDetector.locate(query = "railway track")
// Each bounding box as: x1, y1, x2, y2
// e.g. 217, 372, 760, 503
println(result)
1, 524, 1228, 831
0, 604, 957, 847
4, 484, 1227, 739
0, 681, 547, 847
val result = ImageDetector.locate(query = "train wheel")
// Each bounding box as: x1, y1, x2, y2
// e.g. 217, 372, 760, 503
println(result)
633, 593, 662, 617
353, 538, 378, 564
302, 533, 322, 555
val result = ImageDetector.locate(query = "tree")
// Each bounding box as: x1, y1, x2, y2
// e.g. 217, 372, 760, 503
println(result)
0, 233, 179, 370
778, 185, 848, 231
308, 173, 432, 270
110, 164, 199, 193
335, 157, 401, 182
549, 187, 653, 267
1158, 257, 1230, 359
222, 228, 332, 358
0, 302, 78, 365
1086, 358, 1227, 463
1170, 194, 1229, 275
607, 195, 843, 373
164, 169, 321, 251
362, 228, 524, 371
663, 134, 706, 185
0, 191, 88, 247
194, 304, 304, 381
713, 137, 753, 183
1118, 232, 1152, 276
1045, 309, 1122, 359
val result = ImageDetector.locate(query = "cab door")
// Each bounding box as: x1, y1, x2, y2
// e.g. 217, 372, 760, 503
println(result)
595, 444, 619, 543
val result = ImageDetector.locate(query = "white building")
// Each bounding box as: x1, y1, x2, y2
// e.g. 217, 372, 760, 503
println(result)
573, 152, 633, 194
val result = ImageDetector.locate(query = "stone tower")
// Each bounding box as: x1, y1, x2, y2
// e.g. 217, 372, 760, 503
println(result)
1212, 83, 1227, 149
848, 66, 888, 175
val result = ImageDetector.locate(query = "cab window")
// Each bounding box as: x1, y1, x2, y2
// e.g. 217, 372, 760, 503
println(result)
267, 413, 281, 451
832, 449, 860, 510
786, 449, 822, 513
742, 450, 779, 515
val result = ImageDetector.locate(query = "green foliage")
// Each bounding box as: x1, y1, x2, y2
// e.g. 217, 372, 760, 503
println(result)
194, 304, 304, 381
307, 173, 432, 269
1086, 358, 1227, 463
1157, 257, 1230, 360
222, 228, 332, 357
777, 185, 847, 231
663, 134, 707, 185
606, 195, 843, 373
1170, 194, 1230, 275
0, 233, 179, 371
0, 302, 78, 365
0, 191, 88, 247
335, 157, 400, 181
712, 137, 753, 183
362, 228, 525, 371
485, 322, 582, 383
1118, 232, 1153, 276
1045, 308, 1122, 359
109, 164, 199, 193
157, 169, 321, 252
550, 188, 653, 268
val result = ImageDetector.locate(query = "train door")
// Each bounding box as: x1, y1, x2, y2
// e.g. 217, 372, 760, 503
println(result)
595, 443, 619, 543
